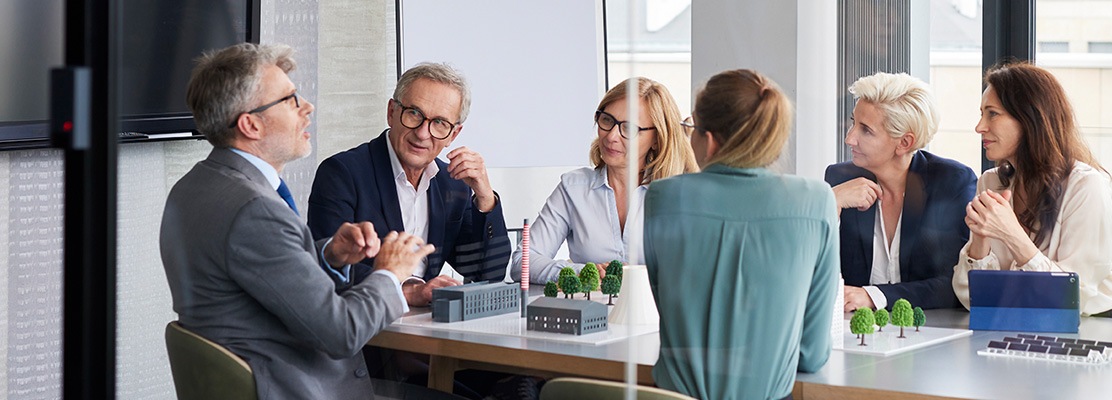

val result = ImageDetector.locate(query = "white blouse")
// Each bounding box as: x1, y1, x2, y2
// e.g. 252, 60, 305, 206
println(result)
864, 201, 902, 310
511, 167, 646, 284
953, 162, 1112, 315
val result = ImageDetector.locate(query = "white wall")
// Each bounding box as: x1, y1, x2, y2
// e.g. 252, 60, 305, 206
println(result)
691, 0, 837, 180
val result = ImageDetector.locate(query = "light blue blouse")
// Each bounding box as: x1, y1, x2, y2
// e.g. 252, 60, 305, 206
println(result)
511, 167, 647, 284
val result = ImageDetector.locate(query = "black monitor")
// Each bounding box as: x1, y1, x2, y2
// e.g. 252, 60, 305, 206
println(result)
0, 0, 260, 150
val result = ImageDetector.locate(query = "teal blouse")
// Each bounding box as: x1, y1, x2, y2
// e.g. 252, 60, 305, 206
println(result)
644, 164, 839, 400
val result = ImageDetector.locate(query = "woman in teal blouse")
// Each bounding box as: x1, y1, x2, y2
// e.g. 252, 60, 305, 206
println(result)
644, 69, 838, 400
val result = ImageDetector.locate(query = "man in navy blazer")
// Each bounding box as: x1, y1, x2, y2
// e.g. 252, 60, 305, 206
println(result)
826, 150, 976, 310
308, 63, 513, 307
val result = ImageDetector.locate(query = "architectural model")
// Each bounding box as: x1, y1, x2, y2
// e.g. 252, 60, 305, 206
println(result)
431, 282, 520, 323
526, 297, 608, 335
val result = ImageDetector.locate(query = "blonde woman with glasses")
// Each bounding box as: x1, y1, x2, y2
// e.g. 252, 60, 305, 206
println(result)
511, 77, 698, 284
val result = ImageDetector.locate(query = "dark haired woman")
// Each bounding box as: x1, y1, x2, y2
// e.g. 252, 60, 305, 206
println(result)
953, 62, 1112, 316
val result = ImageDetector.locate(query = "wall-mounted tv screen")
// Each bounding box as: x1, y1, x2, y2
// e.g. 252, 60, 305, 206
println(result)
0, 0, 259, 150
0, 0, 64, 148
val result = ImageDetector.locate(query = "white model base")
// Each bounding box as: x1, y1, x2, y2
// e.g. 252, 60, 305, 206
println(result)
835, 320, 972, 357
394, 294, 657, 345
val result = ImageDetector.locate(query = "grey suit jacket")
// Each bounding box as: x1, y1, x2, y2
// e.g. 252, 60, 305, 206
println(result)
161, 147, 405, 400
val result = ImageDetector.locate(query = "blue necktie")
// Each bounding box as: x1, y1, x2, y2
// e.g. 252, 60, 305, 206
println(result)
277, 179, 299, 215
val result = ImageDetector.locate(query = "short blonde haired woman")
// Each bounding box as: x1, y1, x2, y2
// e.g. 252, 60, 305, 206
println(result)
825, 72, 977, 312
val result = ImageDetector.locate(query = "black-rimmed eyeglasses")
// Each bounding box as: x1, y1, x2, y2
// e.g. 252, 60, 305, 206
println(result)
594, 110, 655, 139
228, 91, 301, 128
392, 99, 459, 140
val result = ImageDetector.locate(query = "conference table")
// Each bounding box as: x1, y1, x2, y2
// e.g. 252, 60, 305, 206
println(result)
369, 299, 1112, 399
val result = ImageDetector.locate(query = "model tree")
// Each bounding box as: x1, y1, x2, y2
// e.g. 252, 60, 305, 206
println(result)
913, 306, 926, 332
579, 262, 600, 299
891, 298, 914, 338
849, 308, 875, 346
559, 275, 581, 299
605, 260, 623, 280
601, 275, 620, 305
556, 267, 576, 291
544, 281, 558, 298
874, 308, 889, 332
559, 266, 577, 279
604, 260, 623, 298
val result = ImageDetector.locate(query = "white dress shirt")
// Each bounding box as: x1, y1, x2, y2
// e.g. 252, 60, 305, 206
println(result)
385, 133, 439, 280
511, 167, 646, 284
954, 162, 1112, 315
864, 201, 902, 310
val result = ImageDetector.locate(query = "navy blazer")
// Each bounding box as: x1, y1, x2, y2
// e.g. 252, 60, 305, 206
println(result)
825, 150, 976, 309
308, 131, 512, 284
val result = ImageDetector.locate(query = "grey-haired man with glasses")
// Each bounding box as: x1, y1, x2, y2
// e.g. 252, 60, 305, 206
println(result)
308, 63, 514, 308
161, 43, 462, 400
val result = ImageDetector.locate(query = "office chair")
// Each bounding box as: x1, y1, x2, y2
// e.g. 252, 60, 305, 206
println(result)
165, 321, 257, 400
539, 377, 696, 400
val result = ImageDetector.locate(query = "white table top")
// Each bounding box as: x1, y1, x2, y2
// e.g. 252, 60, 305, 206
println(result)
382, 296, 1112, 399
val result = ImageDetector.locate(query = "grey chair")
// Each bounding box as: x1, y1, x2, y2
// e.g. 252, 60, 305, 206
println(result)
539, 377, 697, 400
165, 321, 257, 400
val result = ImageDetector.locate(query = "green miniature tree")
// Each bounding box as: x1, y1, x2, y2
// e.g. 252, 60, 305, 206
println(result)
559, 266, 577, 279
891, 298, 914, 338
605, 260, 623, 298
559, 275, 581, 299
543, 281, 558, 298
601, 275, 621, 305
556, 267, 576, 292
913, 307, 926, 332
579, 263, 600, 300
849, 308, 875, 346
874, 308, 889, 332
605, 260, 623, 280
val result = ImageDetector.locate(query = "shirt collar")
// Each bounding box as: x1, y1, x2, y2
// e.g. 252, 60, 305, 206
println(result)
702, 163, 774, 178
229, 148, 281, 190
592, 166, 649, 192
385, 130, 440, 185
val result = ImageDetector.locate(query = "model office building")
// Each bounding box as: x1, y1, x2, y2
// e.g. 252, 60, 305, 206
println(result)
431, 282, 521, 323
527, 297, 608, 335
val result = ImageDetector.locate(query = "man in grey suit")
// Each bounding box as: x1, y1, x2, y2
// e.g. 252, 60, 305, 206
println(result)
160, 42, 443, 399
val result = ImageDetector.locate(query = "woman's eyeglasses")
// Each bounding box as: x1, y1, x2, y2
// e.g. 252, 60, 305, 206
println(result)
595, 110, 655, 139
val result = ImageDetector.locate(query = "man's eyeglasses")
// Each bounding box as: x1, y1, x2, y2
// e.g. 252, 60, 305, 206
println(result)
392, 99, 458, 140
594, 110, 655, 139
680, 117, 701, 137
227, 91, 301, 128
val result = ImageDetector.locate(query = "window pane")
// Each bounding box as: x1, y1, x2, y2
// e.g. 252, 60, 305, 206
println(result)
1040, 41, 1071, 52
606, 0, 692, 113
927, 0, 984, 173
1037, 0, 1112, 166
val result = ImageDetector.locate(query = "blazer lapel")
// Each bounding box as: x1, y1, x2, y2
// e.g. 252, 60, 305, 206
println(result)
370, 133, 405, 233
899, 152, 928, 278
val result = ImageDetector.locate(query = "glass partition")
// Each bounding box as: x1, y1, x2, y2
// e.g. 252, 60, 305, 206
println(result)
1036, 0, 1112, 166
925, 0, 985, 173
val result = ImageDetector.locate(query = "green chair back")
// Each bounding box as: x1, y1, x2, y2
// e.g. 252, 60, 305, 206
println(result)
539, 377, 697, 400
165, 321, 257, 400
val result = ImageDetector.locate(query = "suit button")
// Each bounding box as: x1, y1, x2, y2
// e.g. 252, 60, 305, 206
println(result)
355, 367, 368, 378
